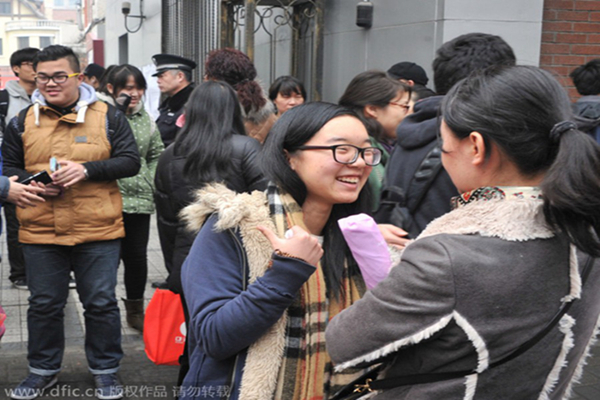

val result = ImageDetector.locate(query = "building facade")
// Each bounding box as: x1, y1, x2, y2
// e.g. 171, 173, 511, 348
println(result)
101, 0, 599, 107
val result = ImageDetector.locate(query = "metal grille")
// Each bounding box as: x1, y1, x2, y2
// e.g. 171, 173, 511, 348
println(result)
162, 0, 220, 83
199, 0, 220, 79
221, 0, 324, 100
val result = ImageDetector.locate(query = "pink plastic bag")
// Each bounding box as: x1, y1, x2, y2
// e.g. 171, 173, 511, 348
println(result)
338, 213, 392, 289
0, 305, 6, 340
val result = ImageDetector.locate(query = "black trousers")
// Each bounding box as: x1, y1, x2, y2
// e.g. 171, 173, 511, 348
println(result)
5, 203, 26, 283
120, 213, 150, 299
176, 292, 190, 399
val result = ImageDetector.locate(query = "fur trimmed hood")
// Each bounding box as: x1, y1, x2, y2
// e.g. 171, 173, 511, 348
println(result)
180, 183, 270, 234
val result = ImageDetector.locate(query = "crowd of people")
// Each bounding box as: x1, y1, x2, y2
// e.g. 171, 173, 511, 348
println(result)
1, 30, 600, 400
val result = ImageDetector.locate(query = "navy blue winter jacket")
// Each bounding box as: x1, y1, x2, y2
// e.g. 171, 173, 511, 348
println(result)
180, 214, 315, 399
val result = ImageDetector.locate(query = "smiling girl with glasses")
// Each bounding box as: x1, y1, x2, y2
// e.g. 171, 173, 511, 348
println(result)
178, 102, 379, 400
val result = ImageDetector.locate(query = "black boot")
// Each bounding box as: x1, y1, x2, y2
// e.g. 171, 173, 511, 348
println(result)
122, 298, 144, 332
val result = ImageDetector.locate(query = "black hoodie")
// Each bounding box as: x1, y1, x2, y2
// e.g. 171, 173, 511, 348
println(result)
573, 96, 600, 143
381, 96, 458, 237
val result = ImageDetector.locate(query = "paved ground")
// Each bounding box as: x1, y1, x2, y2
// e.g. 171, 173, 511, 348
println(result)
2, 216, 600, 399
0, 215, 179, 399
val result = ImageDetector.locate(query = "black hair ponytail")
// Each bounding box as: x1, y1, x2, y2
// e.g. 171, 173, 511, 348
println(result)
542, 127, 600, 256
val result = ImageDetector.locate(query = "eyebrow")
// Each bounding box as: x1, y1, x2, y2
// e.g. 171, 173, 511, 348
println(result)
325, 136, 372, 145
37, 71, 69, 75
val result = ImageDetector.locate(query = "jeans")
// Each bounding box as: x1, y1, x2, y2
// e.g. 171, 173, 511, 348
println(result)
121, 213, 150, 299
5, 203, 26, 282
23, 240, 123, 375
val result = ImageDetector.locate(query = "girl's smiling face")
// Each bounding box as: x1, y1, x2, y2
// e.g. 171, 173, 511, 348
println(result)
289, 115, 373, 209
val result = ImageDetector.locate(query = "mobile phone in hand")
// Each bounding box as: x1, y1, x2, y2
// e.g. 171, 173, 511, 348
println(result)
50, 157, 60, 173
19, 170, 53, 185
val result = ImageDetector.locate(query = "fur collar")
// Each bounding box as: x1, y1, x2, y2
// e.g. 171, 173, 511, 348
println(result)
416, 198, 553, 242
180, 183, 287, 399
413, 198, 582, 302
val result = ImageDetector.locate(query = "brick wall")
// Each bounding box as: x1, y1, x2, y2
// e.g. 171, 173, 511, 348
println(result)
540, 0, 600, 99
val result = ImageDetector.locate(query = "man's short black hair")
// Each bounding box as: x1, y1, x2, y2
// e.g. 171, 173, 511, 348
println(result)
10, 47, 40, 68
570, 59, 600, 96
33, 45, 80, 73
433, 32, 516, 95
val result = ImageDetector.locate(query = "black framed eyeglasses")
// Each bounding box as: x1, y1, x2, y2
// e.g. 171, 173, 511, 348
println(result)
296, 144, 382, 166
35, 72, 80, 85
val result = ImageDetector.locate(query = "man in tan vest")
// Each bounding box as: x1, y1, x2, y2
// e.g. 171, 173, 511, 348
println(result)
2, 45, 140, 400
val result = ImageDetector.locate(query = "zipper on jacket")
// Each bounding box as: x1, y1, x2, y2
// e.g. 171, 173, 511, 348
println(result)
225, 228, 248, 399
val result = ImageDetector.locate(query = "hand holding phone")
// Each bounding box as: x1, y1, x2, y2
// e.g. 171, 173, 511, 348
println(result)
19, 170, 53, 186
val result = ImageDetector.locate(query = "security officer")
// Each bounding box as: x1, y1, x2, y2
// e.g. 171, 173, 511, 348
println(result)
152, 54, 196, 147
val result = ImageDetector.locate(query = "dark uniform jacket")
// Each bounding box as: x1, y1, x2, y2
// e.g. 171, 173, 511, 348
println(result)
156, 84, 195, 147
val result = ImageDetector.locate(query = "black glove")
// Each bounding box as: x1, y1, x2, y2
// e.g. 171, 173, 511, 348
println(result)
115, 93, 131, 113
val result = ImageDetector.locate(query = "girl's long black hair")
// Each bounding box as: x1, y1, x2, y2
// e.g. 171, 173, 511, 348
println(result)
174, 80, 247, 185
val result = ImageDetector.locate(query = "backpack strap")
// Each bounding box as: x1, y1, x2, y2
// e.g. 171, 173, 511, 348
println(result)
105, 103, 119, 144
16, 106, 29, 133
0, 89, 9, 133
405, 145, 443, 214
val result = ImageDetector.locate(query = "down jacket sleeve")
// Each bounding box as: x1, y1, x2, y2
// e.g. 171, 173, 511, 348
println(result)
240, 137, 267, 192
2, 116, 28, 181
83, 107, 141, 181
182, 214, 315, 360
325, 235, 456, 370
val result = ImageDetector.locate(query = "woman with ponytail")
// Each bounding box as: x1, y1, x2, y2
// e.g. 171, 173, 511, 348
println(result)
205, 48, 277, 143
326, 65, 600, 399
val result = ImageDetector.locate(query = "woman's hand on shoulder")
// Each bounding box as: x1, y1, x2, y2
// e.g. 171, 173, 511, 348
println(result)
257, 225, 323, 266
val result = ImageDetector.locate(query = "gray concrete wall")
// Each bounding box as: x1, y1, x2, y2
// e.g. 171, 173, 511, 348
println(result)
100, 0, 162, 117
104, 0, 162, 69
321, 0, 544, 102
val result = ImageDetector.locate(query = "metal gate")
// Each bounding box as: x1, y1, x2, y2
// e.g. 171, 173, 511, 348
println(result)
162, 0, 220, 82
220, 0, 324, 100
161, 0, 323, 100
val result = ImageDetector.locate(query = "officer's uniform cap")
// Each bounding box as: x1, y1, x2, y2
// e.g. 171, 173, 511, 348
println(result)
152, 54, 197, 77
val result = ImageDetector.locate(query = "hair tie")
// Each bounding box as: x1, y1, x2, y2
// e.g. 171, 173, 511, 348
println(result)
549, 121, 576, 142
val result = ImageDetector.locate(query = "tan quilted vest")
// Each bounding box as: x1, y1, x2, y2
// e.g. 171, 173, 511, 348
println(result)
17, 101, 125, 245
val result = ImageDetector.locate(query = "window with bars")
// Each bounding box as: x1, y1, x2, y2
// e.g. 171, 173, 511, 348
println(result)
54, 0, 79, 8
18, 37, 30, 50
40, 36, 53, 48
0, 2, 11, 14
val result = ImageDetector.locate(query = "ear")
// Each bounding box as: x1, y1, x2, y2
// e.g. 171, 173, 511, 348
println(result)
468, 131, 487, 166
11, 65, 19, 76
363, 105, 378, 119
284, 149, 296, 170
106, 83, 114, 95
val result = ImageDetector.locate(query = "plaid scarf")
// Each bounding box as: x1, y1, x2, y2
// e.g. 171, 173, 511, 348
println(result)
264, 183, 367, 400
